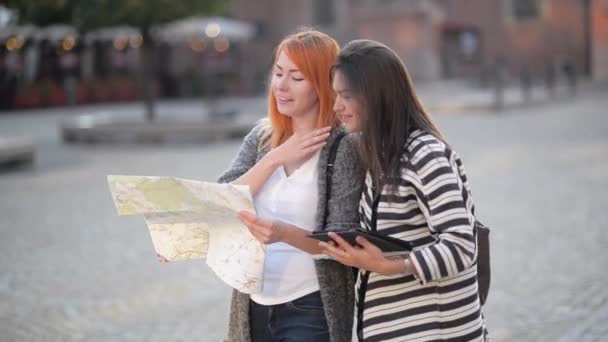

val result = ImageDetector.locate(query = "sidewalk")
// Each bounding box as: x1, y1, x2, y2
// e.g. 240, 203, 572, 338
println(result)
0, 78, 602, 147
416, 79, 599, 114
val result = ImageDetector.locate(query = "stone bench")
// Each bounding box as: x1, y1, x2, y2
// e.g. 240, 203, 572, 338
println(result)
0, 137, 35, 166
60, 112, 257, 144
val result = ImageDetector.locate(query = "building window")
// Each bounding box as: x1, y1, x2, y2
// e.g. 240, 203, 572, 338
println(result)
512, 0, 540, 21
314, 0, 335, 26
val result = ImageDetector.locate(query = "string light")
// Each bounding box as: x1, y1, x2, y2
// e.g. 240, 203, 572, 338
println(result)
114, 36, 128, 51
6, 37, 18, 51
129, 34, 143, 49
205, 23, 221, 38
214, 38, 229, 53
190, 38, 207, 52
62, 36, 76, 51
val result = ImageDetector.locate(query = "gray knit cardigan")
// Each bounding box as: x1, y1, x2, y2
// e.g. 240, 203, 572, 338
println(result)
217, 122, 365, 342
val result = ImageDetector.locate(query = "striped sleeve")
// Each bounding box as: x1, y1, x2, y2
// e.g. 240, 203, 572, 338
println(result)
405, 141, 476, 285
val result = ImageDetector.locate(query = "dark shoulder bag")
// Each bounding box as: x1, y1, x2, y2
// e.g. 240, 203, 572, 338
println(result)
475, 220, 491, 306
321, 131, 347, 229
459, 173, 491, 306
450, 148, 491, 306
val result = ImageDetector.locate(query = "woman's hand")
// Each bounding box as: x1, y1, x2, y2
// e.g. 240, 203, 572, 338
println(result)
268, 126, 331, 166
319, 232, 403, 275
238, 211, 286, 244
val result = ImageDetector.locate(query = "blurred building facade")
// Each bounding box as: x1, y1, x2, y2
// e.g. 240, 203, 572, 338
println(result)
0, 18, 255, 110
233, 0, 606, 86
593, 0, 608, 81
2, 1, 607, 111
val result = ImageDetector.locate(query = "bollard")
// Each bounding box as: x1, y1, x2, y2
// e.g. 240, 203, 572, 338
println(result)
544, 62, 556, 99
562, 58, 577, 96
493, 61, 507, 112
520, 65, 532, 103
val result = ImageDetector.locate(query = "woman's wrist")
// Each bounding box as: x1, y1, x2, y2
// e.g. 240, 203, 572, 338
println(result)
272, 221, 289, 242
264, 149, 282, 169
378, 258, 407, 275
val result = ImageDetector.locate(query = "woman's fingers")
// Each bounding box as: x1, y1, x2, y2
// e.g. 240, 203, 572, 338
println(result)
300, 132, 330, 149
272, 127, 331, 164
237, 210, 256, 223
303, 126, 331, 140
319, 241, 348, 258
238, 211, 270, 229
328, 232, 357, 253
299, 127, 331, 148
239, 211, 281, 244
354, 236, 377, 250
302, 142, 327, 156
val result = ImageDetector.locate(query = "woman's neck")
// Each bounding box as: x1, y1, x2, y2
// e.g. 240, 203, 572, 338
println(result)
291, 110, 319, 134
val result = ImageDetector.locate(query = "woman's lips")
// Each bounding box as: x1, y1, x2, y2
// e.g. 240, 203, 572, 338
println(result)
276, 96, 292, 105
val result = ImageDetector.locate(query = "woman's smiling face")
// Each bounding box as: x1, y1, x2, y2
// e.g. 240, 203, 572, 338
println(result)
271, 51, 319, 120
332, 70, 363, 132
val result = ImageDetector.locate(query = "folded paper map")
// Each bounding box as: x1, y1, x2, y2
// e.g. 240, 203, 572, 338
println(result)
107, 175, 264, 294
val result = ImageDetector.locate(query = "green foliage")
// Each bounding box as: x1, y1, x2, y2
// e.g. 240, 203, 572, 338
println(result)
5, 0, 75, 27
6, 0, 229, 30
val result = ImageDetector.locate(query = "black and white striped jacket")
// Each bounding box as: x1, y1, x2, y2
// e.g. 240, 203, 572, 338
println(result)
356, 129, 488, 342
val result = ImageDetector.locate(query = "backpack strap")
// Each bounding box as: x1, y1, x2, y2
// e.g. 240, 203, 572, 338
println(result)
322, 131, 347, 230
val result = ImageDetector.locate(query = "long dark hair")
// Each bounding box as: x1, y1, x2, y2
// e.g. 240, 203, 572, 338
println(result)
332, 39, 445, 193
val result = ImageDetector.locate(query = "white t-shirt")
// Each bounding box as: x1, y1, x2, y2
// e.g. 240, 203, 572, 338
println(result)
250, 152, 321, 305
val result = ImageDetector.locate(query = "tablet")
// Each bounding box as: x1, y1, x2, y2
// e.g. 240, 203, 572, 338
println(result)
308, 229, 413, 253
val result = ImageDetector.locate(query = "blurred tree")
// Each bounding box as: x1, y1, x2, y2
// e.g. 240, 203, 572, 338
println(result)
7, 0, 229, 121
4, 0, 73, 27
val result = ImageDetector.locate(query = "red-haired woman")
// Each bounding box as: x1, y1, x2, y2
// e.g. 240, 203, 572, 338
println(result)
218, 29, 364, 342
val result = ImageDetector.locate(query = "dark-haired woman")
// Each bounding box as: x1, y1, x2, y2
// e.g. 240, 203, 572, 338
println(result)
320, 39, 489, 341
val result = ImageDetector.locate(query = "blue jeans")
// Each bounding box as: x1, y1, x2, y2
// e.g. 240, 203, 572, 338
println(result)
250, 291, 330, 342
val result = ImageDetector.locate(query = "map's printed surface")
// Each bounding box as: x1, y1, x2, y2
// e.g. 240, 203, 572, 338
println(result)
107, 175, 264, 294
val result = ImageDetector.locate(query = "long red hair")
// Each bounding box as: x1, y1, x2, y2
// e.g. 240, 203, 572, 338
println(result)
263, 29, 340, 149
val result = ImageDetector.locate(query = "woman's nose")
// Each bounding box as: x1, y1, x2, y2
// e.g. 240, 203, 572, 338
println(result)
333, 98, 343, 113
276, 76, 288, 91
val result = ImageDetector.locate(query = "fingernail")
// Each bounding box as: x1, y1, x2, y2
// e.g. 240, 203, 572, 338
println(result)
319, 241, 327, 247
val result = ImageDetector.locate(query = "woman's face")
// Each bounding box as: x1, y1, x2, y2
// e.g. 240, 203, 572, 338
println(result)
332, 70, 363, 132
271, 51, 319, 120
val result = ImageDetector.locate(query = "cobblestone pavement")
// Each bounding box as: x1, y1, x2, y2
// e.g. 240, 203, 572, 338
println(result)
1, 89, 607, 341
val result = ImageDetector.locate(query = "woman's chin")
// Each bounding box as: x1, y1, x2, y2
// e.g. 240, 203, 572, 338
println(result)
341, 121, 360, 133
277, 107, 295, 117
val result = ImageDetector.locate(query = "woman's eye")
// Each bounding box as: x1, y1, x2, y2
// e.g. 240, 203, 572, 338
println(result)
292, 77, 304, 81
274, 73, 283, 77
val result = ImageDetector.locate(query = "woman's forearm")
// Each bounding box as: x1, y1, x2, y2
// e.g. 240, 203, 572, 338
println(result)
277, 222, 326, 255
232, 152, 279, 196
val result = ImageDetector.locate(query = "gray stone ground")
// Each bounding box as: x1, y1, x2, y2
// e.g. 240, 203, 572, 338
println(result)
1, 86, 607, 341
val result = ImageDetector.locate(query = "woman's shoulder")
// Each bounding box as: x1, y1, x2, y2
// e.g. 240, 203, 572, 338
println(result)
241, 119, 270, 149
331, 127, 360, 157
404, 129, 448, 161
249, 118, 270, 138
